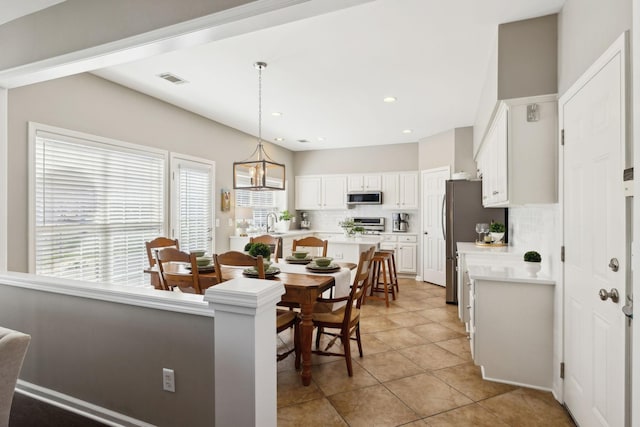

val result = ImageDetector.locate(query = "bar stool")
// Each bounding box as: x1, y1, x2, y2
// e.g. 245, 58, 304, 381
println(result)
378, 249, 399, 295
366, 251, 398, 307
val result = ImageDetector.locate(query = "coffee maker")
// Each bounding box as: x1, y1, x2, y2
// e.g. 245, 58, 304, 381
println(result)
300, 212, 311, 229
392, 213, 409, 232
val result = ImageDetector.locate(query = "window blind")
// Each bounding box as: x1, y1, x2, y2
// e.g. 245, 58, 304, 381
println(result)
34, 130, 165, 286
173, 159, 214, 254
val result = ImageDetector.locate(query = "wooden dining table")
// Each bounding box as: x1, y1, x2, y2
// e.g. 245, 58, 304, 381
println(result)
145, 261, 356, 386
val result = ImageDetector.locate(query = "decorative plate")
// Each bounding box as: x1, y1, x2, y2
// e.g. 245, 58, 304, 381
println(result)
285, 256, 313, 265
305, 263, 341, 273
242, 267, 281, 278
186, 265, 216, 273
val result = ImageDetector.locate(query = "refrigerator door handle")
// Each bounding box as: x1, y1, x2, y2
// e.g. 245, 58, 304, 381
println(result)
440, 194, 446, 239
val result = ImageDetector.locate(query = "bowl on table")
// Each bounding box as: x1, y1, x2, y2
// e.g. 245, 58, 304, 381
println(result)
291, 251, 309, 259
196, 256, 212, 267
314, 257, 333, 268
191, 250, 206, 257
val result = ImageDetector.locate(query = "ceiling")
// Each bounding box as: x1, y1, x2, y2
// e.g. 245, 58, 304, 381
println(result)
0, 0, 65, 26
93, 0, 565, 152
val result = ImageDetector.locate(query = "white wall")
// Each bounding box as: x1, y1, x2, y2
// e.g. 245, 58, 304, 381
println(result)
7, 72, 295, 272
418, 129, 455, 171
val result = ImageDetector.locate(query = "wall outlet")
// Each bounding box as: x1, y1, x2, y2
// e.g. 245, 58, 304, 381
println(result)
163, 368, 175, 392
335, 252, 343, 259
215, 218, 220, 227
228, 218, 234, 227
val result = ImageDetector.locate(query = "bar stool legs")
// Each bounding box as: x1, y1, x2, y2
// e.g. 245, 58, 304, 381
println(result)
366, 251, 398, 307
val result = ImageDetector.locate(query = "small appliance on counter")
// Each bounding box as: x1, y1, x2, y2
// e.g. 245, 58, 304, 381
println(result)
392, 213, 409, 232
352, 217, 385, 234
300, 212, 311, 229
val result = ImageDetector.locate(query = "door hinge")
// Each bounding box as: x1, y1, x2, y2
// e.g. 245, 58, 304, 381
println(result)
561, 129, 565, 146
561, 246, 565, 262
560, 362, 565, 379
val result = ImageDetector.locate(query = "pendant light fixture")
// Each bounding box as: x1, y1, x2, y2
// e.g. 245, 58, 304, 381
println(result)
233, 61, 286, 191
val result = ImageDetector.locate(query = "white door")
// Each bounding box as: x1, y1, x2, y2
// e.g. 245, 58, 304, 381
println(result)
561, 34, 627, 427
421, 167, 449, 285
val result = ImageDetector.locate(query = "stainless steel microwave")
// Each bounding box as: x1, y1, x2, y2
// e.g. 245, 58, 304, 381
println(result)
346, 191, 382, 205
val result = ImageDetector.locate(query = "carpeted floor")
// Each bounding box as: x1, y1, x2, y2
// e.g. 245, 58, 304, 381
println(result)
9, 393, 107, 427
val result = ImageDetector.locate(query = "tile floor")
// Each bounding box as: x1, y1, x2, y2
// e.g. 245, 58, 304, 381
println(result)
276, 278, 575, 427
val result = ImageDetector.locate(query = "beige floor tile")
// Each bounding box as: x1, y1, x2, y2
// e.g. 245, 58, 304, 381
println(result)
311, 359, 379, 396
393, 299, 433, 311
328, 384, 419, 427
399, 420, 428, 426
361, 301, 408, 316
432, 363, 516, 401
437, 319, 467, 334
434, 337, 472, 361
357, 350, 424, 382
415, 307, 460, 323
385, 373, 473, 417
278, 397, 348, 427
359, 315, 402, 333
479, 388, 576, 427
408, 323, 465, 343
277, 370, 324, 408
423, 403, 510, 426
352, 333, 395, 356
399, 344, 467, 371
385, 312, 434, 327
373, 328, 431, 349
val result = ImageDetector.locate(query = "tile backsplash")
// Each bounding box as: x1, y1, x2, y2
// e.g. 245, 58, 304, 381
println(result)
508, 204, 560, 279
298, 206, 420, 234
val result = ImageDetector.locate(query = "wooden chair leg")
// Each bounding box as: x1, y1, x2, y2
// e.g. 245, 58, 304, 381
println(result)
315, 326, 322, 349
355, 324, 363, 357
342, 329, 353, 377
294, 320, 301, 370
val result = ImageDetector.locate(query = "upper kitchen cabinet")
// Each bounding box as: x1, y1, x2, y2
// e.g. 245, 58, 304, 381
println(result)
382, 172, 419, 210
295, 175, 347, 210
477, 95, 557, 207
347, 174, 382, 192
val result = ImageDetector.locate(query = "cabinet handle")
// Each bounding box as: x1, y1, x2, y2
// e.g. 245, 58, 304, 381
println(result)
492, 191, 499, 195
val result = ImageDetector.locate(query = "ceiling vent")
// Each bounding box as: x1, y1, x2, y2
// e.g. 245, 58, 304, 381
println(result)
297, 139, 310, 143
158, 72, 188, 85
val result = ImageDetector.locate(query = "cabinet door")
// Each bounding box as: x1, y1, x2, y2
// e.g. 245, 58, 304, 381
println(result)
295, 176, 322, 210
397, 244, 417, 273
399, 172, 419, 209
493, 106, 508, 204
322, 175, 347, 209
382, 174, 400, 209
363, 174, 382, 191
347, 175, 364, 192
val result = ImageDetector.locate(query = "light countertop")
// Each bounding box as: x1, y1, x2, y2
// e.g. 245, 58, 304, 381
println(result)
467, 264, 555, 285
326, 236, 381, 245
457, 241, 523, 256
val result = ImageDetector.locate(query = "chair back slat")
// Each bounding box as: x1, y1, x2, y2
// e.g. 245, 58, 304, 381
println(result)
249, 235, 281, 262
155, 247, 202, 294
145, 237, 179, 267
292, 236, 328, 257
213, 251, 265, 283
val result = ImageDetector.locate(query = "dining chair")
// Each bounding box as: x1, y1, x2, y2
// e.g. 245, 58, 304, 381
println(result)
292, 236, 327, 258
249, 234, 281, 262
0, 326, 31, 427
312, 246, 375, 376
155, 247, 203, 294
145, 237, 179, 289
214, 251, 298, 363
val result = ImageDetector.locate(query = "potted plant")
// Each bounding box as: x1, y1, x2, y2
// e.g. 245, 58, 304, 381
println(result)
248, 242, 272, 268
523, 250, 542, 277
339, 218, 356, 237
353, 226, 365, 236
278, 210, 292, 232
489, 221, 505, 243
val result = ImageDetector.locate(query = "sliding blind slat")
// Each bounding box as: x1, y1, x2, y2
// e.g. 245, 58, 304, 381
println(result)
35, 131, 166, 286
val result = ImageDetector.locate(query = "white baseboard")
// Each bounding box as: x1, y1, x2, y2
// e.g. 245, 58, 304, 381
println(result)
15, 380, 154, 427
414, 275, 423, 281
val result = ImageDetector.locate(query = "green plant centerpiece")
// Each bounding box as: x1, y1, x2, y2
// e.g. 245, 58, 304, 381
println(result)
339, 218, 356, 237
279, 210, 293, 221
489, 221, 506, 243
246, 242, 272, 269
353, 226, 365, 235
524, 251, 541, 262
523, 250, 542, 277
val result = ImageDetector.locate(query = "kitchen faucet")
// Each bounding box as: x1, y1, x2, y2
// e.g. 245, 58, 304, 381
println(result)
266, 212, 278, 232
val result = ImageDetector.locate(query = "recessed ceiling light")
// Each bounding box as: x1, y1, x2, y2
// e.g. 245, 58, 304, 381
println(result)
158, 72, 188, 85
383, 96, 397, 103
317, 137, 325, 142
274, 137, 284, 142
402, 129, 413, 134
271, 112, 283, 117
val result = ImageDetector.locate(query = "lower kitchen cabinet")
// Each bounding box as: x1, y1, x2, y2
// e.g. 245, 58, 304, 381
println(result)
380, 234, 417, 274
468, 265, 555, 390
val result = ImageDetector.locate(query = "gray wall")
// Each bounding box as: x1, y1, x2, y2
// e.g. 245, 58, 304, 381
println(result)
7, 72, 294, 272
454, 127, 476, 176
418, 126, 475, 175
293, 142, 419, 176
0, 282, 215, 426
0, 0, 253, 70
558, 0, 631, 95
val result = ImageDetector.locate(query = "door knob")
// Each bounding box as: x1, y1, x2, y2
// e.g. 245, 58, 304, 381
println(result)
609, 258, 619, 272
599, 288, 620, 303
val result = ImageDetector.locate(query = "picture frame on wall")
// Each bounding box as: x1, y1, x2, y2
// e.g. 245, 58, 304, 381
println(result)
221, 189, 231, 211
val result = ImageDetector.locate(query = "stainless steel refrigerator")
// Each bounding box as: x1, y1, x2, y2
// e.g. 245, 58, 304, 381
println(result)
444, 180, 506, 304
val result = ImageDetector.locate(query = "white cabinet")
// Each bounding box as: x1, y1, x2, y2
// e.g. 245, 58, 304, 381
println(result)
347, 174, 382, 192
468, 269, 555, 389
295, 175, 347, 210
477, 94, 557, 207
380, 234, 417, 274
381, 172, 419, 210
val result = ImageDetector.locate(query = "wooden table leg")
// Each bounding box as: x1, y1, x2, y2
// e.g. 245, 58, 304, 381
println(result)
299, 301, 314, 386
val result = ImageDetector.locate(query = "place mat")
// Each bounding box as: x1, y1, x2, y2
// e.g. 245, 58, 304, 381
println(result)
285, 256, 313, 265
185, 265, 216, 273
305, 263, 341, 273
242, 267, 281, 278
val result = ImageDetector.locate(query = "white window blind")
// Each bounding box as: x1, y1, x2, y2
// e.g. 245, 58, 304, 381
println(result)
235, 189, 276, 228
33, 129, 165, 286
171, 157, 214, 254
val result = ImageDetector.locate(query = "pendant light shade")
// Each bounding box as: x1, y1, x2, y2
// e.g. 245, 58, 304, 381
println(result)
233, 62, 286, 191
